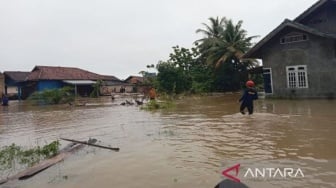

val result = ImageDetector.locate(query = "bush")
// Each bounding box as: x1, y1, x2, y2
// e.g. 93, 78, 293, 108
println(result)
90, 80, 102, 98
141, 99, 175, 111
28, 87, 75, 105
0, 141, 60, 170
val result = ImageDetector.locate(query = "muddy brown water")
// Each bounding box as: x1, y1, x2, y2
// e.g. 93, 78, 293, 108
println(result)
0, 95, 335, 188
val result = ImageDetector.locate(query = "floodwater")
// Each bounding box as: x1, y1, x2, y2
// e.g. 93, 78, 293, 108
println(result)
0, 94, 335, 188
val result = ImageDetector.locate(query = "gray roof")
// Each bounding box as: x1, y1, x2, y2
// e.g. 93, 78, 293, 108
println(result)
243, 19, 336, 59
4, 71, 30, 82
243, 0, 336, 59
294, 0, 336, 23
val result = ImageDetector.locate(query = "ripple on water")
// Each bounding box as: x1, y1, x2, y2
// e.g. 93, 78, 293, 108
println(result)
1, 96, 336, 188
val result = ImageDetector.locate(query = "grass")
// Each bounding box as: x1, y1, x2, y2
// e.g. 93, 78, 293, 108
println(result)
0, 141, 60, 171
141, 99, 175, 110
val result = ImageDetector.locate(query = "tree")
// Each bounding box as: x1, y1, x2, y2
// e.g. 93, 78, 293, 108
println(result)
195, 16, 226, 41
206, 19, 258, 69
195, 17, 259, 91
156, 46, 199, 94
195, 17, 227, 61
156, 60, 192, 94
90, 80, 102, 98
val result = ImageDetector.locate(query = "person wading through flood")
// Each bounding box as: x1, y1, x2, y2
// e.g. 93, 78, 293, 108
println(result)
148, 87, 157, 100
1, 93, 9, 106
239, 80, 258, 115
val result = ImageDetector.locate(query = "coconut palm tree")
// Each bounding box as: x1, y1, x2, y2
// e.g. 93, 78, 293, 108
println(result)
195, 17, 227, 59
196, 16, 226, 39
196, 17, 258, 68
206, 19, 259, 69
195, 17, 259, 91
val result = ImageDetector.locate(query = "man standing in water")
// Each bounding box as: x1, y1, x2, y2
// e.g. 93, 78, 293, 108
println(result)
1, 93, 9, 106
148, 87, 157, 100
239, 80, 258, 115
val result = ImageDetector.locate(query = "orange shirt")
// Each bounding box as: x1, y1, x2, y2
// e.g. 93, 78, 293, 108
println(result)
149, 88, 156, 100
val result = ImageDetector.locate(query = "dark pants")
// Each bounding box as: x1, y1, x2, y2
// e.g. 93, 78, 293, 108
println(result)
240, 103, 253, 115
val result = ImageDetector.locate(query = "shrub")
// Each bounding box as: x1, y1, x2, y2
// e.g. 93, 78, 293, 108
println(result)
28, 87, 75, 105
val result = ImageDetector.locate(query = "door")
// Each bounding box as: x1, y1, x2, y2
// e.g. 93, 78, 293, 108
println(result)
263, 68, 273, 94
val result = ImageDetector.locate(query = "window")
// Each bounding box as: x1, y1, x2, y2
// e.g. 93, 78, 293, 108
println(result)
286, 65, 308, 88
280, 34, 308, 44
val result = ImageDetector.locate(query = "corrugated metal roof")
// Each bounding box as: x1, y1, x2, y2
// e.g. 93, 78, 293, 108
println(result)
63, 80, 96, 85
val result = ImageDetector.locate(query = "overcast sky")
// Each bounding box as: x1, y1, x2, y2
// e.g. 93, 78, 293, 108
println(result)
0, 0, 317, 79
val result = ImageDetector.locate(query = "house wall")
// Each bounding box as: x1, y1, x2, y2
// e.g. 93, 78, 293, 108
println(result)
75, 85, 93, 97
100, 85, 122, 95
37, 80, 64, 91
6, 86, 17, 95
36, 80, 94, 97
262, 28, 336, 98
4, 76, 17, 86
4, 76, 19, 98
299, 3, 336, 34
100, 85, 140, 95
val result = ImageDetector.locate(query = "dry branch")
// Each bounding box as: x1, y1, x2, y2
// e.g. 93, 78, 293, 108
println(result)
60, 138, 120, 151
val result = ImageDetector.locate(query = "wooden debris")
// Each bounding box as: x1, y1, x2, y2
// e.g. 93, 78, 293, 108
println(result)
60, 138, 120, 151
0, 142, 87, 185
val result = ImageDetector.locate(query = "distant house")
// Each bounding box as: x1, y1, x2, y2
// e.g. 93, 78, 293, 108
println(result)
24, 66, 103, 97
243, 0, 336, 98
124, 76, 147, 93
125, 76, 144, 84
4, 71, 30, 99
99, 75, 124, 95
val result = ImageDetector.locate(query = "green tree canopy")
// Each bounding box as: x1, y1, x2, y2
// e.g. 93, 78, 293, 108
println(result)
195, 17, 259, 91
154, 16, 260, 94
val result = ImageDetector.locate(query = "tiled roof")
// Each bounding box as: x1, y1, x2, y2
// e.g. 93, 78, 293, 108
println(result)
100, 75, 121, 81
4, 71, 30, 82
26, 66, 102, 81
125, 76, 144, 84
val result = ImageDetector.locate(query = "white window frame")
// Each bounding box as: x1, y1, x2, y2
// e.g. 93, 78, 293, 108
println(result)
286, 65, 308, 89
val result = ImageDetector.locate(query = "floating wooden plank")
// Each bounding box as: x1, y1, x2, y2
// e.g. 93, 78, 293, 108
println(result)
60, 138, 120, 151
17, 152, 67, 180
0, 142, 86, 185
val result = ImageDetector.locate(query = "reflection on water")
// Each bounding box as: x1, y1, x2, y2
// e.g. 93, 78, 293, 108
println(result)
0, 95, 335, 188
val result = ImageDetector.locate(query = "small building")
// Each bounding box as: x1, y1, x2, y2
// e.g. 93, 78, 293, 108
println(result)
4, 71, 30, 100
243, 0, 336, 98
124, 75, 148, 93
99, 75, 124, 95
24, 66, 103, 97
125, 76, 144, 85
